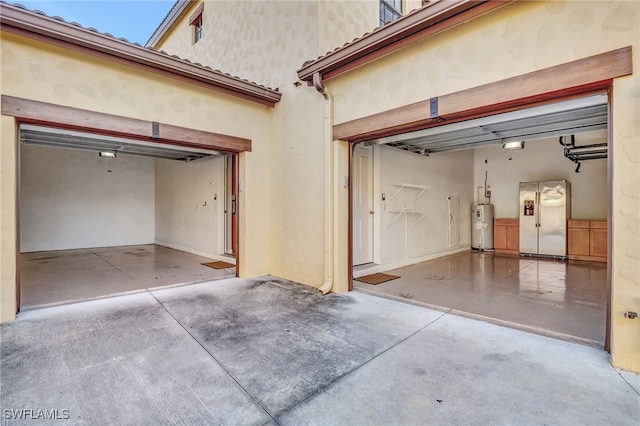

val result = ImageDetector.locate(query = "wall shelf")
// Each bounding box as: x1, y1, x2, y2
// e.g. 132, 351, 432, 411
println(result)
389, 183, 429, 202
387, 209, 428, 227
387, 183, 429, 228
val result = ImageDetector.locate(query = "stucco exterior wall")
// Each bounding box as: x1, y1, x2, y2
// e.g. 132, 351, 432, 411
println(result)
153, 1, 428, 290
0, 116, 18, 322
611, 74, 640, 372
326, 1, 639, 371
329, 1, 638, 123
155, 0, 388, 288
155, 1, 424, 87
0, 33, 273, 321
155, 0, 318, 89
317, 1, 376, 56
316, 0, 423, 59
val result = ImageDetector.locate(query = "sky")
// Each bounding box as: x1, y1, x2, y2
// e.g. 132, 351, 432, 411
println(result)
17, 0, 176, 45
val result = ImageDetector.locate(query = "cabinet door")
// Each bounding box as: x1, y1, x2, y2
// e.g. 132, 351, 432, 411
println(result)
590, 228, 607, 258
506, 226, 519, 251
568, 228, 590, 256
494, 225, 507, 250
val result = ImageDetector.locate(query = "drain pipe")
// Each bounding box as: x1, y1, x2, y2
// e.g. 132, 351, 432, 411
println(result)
314, 72, 334, 295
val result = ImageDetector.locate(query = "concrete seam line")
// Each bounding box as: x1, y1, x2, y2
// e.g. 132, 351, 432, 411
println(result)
612, 366, 640, 397
276, 310, 450, 419
146, 290, 277, 422
89, 248, 149, 288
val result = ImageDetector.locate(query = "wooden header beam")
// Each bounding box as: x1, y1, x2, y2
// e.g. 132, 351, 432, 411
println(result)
2, 95, 252, 153
334, 47, 632, 142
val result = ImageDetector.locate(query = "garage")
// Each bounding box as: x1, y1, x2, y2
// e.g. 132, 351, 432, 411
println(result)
1, 2, 281, 320
351, 93, 609, 346
18, 125, 237, 309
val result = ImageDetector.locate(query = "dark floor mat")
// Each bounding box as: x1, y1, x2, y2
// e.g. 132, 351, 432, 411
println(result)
354, 273, 400, 285
202, 261, 236, 269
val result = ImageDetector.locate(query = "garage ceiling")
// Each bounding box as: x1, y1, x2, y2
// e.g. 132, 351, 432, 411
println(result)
363, 94, 608, 155
19, 125, 222, 162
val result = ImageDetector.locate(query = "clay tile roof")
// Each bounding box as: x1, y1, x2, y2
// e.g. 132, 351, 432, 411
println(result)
0, 1, 281, 106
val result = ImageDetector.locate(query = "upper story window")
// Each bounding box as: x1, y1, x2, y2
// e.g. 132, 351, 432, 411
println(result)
380, 0, 402, 26
189, 3, 204, 44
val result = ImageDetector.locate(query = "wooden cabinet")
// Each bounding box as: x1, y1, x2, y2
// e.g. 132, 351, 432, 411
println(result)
589, 221, 608, 259
568, 220, 590, 256
494, 219, 519, 255
568, 219, 607, 262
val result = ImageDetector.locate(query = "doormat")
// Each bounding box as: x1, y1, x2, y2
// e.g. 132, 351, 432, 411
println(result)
202, 261, 236, 269
354, 273, 400, 285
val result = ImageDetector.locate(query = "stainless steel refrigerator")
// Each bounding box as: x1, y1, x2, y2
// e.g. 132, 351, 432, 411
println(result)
519, 180, 571, 257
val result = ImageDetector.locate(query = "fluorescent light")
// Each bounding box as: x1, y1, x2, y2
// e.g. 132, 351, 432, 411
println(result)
99, 151, 117, 158
502, 141, 525, 150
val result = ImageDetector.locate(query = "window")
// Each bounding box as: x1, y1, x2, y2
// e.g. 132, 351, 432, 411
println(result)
193, 16, 203, 43
189, 3, 204, 44
380, 0, 402, 26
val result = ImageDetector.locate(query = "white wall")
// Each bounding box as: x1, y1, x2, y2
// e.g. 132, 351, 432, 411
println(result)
155, 156, 224, 258
377, 146, 474, 264
474, 131, 608, 219
20, 145, 155, 252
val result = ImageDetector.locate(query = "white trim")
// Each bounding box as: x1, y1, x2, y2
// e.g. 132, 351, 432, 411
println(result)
155, 240, 236, 264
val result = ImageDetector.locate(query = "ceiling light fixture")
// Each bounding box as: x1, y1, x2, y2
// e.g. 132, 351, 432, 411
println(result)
99, 151, 117, 158
502, 141, 525, 151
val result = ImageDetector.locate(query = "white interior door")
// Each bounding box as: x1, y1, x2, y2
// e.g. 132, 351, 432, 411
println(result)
353, 145, 374, 265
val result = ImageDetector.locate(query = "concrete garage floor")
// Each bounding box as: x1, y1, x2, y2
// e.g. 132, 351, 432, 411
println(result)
1, 277, 638, 425
354, 251, 606, 346
19, 244, 235, 309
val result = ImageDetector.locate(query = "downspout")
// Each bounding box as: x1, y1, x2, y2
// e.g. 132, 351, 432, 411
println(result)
313, 72, 334, 295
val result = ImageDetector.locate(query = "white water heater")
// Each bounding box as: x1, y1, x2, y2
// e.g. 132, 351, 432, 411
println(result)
472, 204, 494, 250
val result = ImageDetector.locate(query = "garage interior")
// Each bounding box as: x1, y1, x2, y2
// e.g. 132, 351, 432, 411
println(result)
352, 94, 609, 347
18, 126, 236, 309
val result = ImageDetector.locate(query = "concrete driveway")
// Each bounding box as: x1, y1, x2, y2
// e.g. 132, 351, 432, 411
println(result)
1, 277, 638, 425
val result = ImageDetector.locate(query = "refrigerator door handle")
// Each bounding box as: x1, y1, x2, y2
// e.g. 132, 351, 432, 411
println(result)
535, 191, 540, 228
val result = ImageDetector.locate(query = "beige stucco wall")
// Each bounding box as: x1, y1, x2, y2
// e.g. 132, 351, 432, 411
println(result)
0, 115, 18, 322
154, 1, 429, 290
316, 0, 424, 59
155, 1, 424, 87
326, 1, 639, 371
0, 32, 273, 321
155, 0, 410, 289
155, 0, 318, 89
157, 0, 327, 287
329, 1, 638, 122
